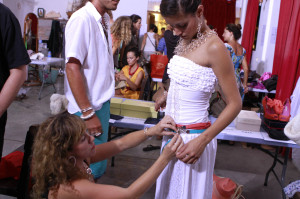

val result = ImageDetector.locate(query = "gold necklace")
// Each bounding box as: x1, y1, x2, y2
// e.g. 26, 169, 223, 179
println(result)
175, 30, 217, 56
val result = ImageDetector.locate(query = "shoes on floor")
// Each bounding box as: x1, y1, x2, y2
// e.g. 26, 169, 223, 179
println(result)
143, 145, 161, 151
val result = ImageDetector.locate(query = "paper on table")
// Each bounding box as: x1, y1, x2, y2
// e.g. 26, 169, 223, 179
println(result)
120, 117, 146, 125
109, 119, 116, 124
261, 131, 297, 145
222, 127, 264, 139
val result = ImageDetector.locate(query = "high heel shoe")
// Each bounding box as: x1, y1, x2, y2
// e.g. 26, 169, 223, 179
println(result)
262, 96, 278, 120
279, 98, 291, 122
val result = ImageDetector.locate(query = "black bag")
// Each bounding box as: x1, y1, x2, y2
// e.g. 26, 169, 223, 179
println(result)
261, 117, 289, 140
262, 75, 278, 92
209, 91, 226, 118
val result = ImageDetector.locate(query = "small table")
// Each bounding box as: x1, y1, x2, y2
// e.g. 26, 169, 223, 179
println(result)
30, 57, 64, 99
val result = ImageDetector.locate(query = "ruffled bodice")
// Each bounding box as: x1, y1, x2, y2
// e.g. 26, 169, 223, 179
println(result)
165, 55, 217, 124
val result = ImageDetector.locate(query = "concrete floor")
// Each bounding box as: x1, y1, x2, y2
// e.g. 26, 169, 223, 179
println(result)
1, 76, 300, 199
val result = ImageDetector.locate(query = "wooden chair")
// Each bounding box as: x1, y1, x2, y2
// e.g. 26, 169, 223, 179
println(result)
0, 125, 38, 199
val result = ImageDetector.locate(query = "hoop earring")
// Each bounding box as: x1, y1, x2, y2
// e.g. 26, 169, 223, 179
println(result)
197, 20, 203, 39
68, 156, 77, 167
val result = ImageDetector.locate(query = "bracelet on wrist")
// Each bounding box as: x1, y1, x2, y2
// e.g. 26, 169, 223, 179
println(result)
163, 91, 168, 96
80, 110, 95, 120
81, 106, 94, 113
144, 127, 151, 137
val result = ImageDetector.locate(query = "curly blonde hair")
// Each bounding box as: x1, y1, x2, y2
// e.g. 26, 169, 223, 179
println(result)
111, 16, 132, 48
32, 112, 89, 199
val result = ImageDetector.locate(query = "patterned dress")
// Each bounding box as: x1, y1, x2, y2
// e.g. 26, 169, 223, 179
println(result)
155, 55, 218, 199
225, 43, 246, 100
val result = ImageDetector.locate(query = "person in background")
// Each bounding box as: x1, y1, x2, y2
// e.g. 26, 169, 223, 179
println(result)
32, 112, 183, 199
155, 0, 242, 198
121, 14, 142, 66
64, 0, 119, 179
110, 16, 132, 69
159, 27, 166, 40
154, 24, 179, 111
157, 36, 167, 55
0, 3, 29, 160
141, 24, 159, 61
222, 23, 249, 100
115, 47, 145, 99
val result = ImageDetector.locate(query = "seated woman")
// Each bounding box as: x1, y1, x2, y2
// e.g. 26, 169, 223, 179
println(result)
32, 112, 182, 199
115, 47, 145, 99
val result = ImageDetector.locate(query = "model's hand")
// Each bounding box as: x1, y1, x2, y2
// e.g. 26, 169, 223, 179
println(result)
148, 115, 177, 137
155, 93, 167, 111
161, 133, 184, 161
176, 135, 208, 164
85, 114, 103, 136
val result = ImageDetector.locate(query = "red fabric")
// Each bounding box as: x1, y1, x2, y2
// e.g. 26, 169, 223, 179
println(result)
202, 0, 236, 39
241, 0, 259, 65
273, 0, 300, 101
0, 151, 24, 180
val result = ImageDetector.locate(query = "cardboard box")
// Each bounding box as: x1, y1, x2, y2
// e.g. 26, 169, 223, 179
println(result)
120, 100, 157, 119
110, 107, 121, 115
234, 110, 261, 132
111, 98, 123, 108
110, 97, 123, 115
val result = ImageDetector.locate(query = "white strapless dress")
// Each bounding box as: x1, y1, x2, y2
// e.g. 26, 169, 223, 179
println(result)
155, 55, 218, 199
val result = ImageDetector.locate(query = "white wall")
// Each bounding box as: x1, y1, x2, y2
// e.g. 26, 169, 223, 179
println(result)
4, 0, 149, 41
250, 0, 281, 75
3, 0, 39, 35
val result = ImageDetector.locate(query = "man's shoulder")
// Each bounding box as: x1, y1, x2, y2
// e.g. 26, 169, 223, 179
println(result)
0, 3, 16, 22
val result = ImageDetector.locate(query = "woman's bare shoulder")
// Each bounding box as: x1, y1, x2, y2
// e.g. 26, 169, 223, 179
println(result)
206, 35, 227, 54
51, 179, 97, 199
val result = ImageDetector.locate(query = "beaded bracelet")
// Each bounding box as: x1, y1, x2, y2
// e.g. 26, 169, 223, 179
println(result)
81, 106, 94, 113
80, 110, 95, 120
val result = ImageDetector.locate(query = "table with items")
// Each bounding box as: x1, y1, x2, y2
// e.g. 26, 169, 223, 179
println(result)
108, 99, 299, 199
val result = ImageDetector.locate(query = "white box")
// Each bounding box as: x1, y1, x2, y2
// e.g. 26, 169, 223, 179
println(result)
234, 110, 261, 132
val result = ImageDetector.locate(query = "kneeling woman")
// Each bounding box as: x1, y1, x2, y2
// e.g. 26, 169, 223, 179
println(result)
115, 47, 144, 99
32, 112, 182, 199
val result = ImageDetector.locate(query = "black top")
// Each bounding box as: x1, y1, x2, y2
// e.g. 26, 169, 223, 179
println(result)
0, 3, 30, 90
162, 30, 179, 83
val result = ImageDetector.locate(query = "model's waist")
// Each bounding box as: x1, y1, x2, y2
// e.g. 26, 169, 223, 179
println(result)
175, 122, 211, 134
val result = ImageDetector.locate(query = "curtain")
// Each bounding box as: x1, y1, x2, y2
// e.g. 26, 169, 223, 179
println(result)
241, 0, 259, 66
273, 0, 300, 102
202, 0, 236, 39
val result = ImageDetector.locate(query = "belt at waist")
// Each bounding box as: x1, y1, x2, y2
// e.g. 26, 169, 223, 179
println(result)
176, 122, 211, 134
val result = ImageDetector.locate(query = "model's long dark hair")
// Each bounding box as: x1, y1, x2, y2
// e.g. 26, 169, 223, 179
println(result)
160, 0, 202, 17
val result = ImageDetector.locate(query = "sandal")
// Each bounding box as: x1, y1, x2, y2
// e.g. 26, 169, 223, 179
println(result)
142, 144, 161, 151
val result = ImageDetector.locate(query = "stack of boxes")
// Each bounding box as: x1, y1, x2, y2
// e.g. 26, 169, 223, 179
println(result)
110, 98, 157, 119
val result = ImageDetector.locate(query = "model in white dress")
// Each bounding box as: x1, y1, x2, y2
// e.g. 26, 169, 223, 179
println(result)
155, 55, 218, 199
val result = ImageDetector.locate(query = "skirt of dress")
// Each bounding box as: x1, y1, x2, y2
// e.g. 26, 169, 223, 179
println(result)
155, 134, 217, 199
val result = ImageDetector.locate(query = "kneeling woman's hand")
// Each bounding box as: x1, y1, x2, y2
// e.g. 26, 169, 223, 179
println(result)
149, 115, 177, 137
161, 133, 183, 161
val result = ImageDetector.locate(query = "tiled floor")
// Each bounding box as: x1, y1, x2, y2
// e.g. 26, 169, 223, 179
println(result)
1, 76, 299, 199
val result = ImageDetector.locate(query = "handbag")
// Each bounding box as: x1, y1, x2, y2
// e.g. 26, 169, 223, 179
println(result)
150, 54, 168, 78
209, 91, 226, 118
